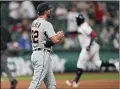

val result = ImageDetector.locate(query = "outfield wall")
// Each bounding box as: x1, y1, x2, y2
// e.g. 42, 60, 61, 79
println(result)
3, 49, 119, 76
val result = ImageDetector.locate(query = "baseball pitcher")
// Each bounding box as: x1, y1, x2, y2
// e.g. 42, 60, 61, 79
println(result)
28, 3, 64, 89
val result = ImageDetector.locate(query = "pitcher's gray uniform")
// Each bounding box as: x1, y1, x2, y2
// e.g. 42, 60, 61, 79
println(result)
29, 3, 64, 89
28, 18, 56, 89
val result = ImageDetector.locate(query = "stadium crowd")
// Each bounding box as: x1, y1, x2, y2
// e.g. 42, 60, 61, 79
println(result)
1, 1, 119, 50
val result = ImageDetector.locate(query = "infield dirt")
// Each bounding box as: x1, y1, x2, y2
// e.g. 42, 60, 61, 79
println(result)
1, 79, 118, 89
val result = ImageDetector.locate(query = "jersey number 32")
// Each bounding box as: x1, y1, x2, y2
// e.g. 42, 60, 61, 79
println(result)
31, 30, 39, 43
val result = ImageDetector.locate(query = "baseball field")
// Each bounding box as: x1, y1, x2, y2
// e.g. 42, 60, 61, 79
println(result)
1, 72, 119, 89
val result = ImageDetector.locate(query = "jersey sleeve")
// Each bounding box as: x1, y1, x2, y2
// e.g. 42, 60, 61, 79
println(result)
81, 22, 92, 35
43, 22, 56, 38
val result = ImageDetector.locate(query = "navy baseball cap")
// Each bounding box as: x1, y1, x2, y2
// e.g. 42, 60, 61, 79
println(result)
76, 14, 85, 26
37, 3, 52, 15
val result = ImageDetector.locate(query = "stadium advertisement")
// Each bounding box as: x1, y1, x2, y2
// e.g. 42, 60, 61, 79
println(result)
2, 50, 119, 76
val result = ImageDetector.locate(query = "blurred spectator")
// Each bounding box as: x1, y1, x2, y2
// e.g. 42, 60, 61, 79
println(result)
113, 33, 119, 49
100, 28, 111, 46
64, 37, 80, 49
87, 2, 96, 20
8, 1, 21, 24
12, 23, 24, 32
100, 26, 116, 48
67, 6, 79, 32
113, 10, 119, 27
64, 6, 79, 49
111, 26, 119, 49
109, 26, 114, 36
18, 31, 31, 49
20, 1, 36, 19
12, 19, 31, 32
103, 12, 113, 26
74, 1, 89, 22
2, 1, 119, 49
95, 2, 106, 34
76, 1, 89, 10
87, 2, 96, 26
54, 3, 67, 31
95, 2, 105, 24
8, 42, 20, 50
55, 3, 67, 20
21, 19, 31, 31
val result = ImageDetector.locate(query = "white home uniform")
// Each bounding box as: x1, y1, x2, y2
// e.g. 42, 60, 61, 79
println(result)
66, 14, 117, 89
28, 18, 56, 89
77, 22, 102, 69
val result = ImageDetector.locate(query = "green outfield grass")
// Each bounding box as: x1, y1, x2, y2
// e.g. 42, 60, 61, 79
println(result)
1, 72, 119, 81
54, 72, 119, 80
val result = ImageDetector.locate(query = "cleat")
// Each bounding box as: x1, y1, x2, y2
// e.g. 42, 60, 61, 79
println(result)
10, 79, 18, 89
66, 80, 72, 86
72, 81, 79, 88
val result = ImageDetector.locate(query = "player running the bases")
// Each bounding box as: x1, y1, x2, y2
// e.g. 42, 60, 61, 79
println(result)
66, 14, 117, 88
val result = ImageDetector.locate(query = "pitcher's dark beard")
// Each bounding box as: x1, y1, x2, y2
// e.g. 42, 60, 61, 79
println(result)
48, 15, 50, 18
47, 14, 50, 18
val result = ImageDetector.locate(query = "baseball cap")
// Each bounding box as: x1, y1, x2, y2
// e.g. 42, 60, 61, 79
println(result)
76, 13, 85, 26
37, 3, 52, 15
76, 14, 84, 20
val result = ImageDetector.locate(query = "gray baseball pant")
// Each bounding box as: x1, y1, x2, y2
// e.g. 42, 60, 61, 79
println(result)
28, 49, 56, 89
1, 50, 15, 82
